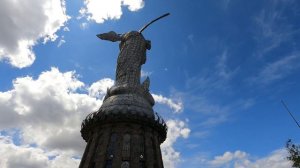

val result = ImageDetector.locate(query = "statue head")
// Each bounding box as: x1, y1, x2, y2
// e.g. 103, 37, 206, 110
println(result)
120, 31, 151, 50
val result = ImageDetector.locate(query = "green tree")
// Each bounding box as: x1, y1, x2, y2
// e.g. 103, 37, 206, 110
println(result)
286, 139, 300, 168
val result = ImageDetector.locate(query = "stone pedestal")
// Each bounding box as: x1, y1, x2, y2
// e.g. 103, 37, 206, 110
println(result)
79, 85, 167, 168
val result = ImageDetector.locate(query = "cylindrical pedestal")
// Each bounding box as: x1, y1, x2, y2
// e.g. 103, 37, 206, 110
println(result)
79, 121, 165, 168
80, 84, 167, 168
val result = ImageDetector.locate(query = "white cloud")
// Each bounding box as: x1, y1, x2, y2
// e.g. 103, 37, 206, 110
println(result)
249, 54, 300, 85
141, 70, 152, 77
161, 119, 191, 168
0, 68, 102, 167
123, 0, 145, 11
210, 150, 248, 167
79, 0, 144, 23
0, 0, 70, 68
200, 114, 228, 127
185, 49, 238, 95
254, 0, 298, 57
246, 149, 292, 168
187, 34, 194, 43
57, 36, 66, 47
0, 135, 80, 168
208, 149, 292, 168
0, 68, 101, 156
216, 50, 238, 80
63, 27, 70, 32
88, 78, 114, 99
152, 94, 183, 113
80, 22, 89, 30
172, 89, 231, 127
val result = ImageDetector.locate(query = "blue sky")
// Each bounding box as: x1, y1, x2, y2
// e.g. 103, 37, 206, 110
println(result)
0, 0, 300, 167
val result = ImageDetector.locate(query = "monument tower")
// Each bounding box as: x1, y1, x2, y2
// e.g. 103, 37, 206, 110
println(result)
79, 13, 170, 168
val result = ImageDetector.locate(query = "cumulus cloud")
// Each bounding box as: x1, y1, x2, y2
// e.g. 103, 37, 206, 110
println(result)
0, 135, 80, 168
0, 68, 101, 156
152, 94, 183, 113
0, 0, 70, 68
79, 0, 144, 23
161, 120, 190, 168
208, 149, 292, 168
88, 78, 114, 99
0, 68, 103, 167
210, 150, 248, 167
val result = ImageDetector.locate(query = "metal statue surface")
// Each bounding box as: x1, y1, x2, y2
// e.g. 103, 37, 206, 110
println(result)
97, 31, 150, 87
97, 13, 170, 88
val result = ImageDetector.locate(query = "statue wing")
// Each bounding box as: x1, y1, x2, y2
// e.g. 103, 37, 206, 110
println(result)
97, 31, 122, 42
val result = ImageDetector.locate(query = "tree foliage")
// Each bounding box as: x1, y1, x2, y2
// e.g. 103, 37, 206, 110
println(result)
287, 139, 300, 168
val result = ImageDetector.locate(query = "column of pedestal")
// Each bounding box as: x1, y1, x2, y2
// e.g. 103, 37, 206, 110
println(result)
79, 134, 93, 168
95, 126, 111, 168
154, 132, 164, 168
145, 127, 155, 168
83, 132, 100, 168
